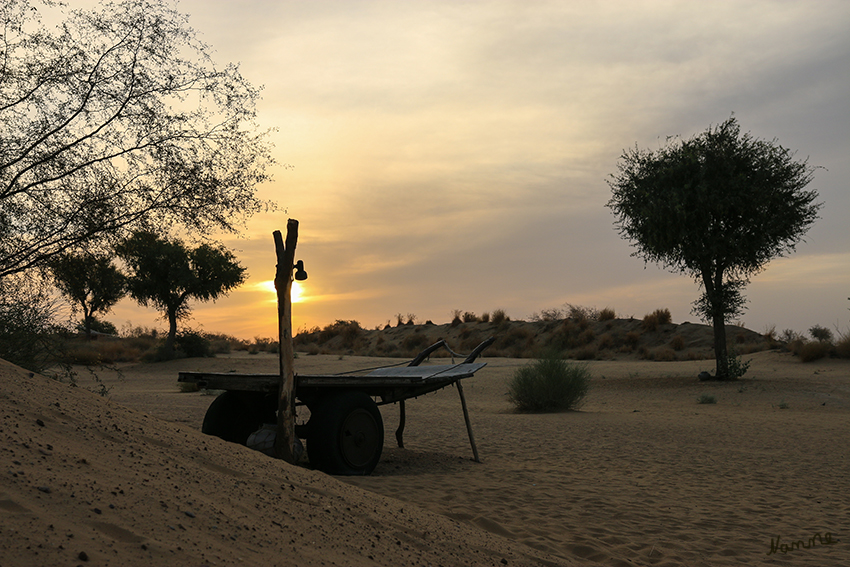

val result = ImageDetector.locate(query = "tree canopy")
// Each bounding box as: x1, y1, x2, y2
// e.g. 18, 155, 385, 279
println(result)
607, 117, 820, 379
50, 252, 126, 338
116, 232, 246, 355
0, 0, 274, 279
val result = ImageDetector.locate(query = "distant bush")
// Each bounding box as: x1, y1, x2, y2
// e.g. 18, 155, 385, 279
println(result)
598, 307, 616, 321
316, 320, 362, 348
798, 341, 832, 362
462, 311, 478, 323
809, 325, 834, 343
175, 331, 212, 358
507, 354, 590, 412
697, 393, 717, 405
642, 308, 672, 331
670, 335, 685, 351
837, 332, 850, 359
479, 312, 490, 323
491, 309, 508, 325
450, 309, 463, 327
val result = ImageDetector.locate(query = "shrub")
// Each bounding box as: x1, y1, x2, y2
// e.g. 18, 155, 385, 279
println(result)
798, 341, 832, 362
318, 320, 362, 348
0, 279, 65, 372
572, 346, 597, 361
642, 308, 672, 331
725, 353, 751, 379
624, 331, 640, 349
450, 309, 463, 327
462, 311, 478, 323
175, 331, 212, 358
670, 335, 685, 351
490, 309, 508, 325
402, 333, 429, 352
507, 354, 591, 412
697, 393, 717, 404
598, 307, 616, 321
836, 333, 850, 359
479, 312, 490, 323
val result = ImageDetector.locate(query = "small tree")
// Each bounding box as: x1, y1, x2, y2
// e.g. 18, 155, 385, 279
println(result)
50, 253, 126, 338
116, 232, 246, 356
607, 117, 820, 379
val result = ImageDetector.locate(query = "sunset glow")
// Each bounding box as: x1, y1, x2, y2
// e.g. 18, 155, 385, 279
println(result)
101, 0, 850, 340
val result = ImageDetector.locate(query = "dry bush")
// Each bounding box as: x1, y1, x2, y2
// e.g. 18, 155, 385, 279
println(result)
402, 333, 430, 352
780, 329, 804, 343
642, 308, 672, 331
625, 331, 640, 349
532, 307, 563, 322
652, 348, 677, 361
317, 320, 362, 348
598, 307, 616, 321
735, 333, 746, 344
798, 341, 832, 362
836, 333, 850, 358
462, 311, 478, 323
491, 309, 508, 325
762, 325, 781, 349
597, 333, 614, 350
578, 328, 595, 345
567, 304, 598, 322
450, 309, 463, 327
670, 335, 685, 351
572, 346, 597, 360
480, 312, 490, 323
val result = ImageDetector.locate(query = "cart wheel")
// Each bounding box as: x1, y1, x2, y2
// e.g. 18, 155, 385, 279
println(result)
308, 391, 384, 475
202, 391, 275, 445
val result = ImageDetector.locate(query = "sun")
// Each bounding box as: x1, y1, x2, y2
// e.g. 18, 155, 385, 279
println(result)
258, 280, 305, 303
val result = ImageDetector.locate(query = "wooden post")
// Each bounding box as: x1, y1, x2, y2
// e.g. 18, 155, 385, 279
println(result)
273, 219, 299, 464
456, 380, 480, 463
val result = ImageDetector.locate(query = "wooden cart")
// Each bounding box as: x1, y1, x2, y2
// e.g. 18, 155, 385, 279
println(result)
178, 337, 494, 475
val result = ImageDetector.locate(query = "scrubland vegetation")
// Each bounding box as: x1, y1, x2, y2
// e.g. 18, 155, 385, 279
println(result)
3, 300, 849, 377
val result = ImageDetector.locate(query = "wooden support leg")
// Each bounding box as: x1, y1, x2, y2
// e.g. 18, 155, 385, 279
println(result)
395, 400, 406, 448
456, 381, 480, 463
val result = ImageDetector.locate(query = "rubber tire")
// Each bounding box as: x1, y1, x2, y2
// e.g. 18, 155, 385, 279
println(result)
308, 391, 384, 476
202, 391, 275, 445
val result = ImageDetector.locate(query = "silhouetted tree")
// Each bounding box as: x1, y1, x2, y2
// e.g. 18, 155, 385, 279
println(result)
116, 232, 246, 355
50, 253, 126, 338
0, 0, 273, 280
607, 117, 820, 379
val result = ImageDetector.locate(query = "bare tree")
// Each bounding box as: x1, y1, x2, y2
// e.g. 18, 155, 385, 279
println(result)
0, 0, 274, 279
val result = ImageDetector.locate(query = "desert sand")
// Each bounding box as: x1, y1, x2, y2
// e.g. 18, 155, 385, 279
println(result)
2, 349, 849, 566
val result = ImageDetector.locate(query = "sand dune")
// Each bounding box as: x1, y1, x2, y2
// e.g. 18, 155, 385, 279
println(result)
3, 349, 848, 566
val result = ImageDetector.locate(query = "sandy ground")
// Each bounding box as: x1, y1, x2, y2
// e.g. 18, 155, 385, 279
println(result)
2, 350, 849, 566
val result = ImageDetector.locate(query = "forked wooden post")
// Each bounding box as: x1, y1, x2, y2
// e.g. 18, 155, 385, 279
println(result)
273, 219, 299, 464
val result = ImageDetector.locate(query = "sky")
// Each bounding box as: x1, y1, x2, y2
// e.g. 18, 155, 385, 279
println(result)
98, 0, 850, 340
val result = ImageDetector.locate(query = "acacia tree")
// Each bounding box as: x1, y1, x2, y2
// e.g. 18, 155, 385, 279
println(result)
50, 253, 126, 338
607, 117, 820, 379
116, 232, 246, 355
0, 0, 273, 280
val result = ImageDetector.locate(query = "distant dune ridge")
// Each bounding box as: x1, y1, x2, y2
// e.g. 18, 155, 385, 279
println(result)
295, 317, 773, 361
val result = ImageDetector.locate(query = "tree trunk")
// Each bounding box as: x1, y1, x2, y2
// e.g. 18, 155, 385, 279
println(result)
712, 312, 729, 379
165, 309, 178, 354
